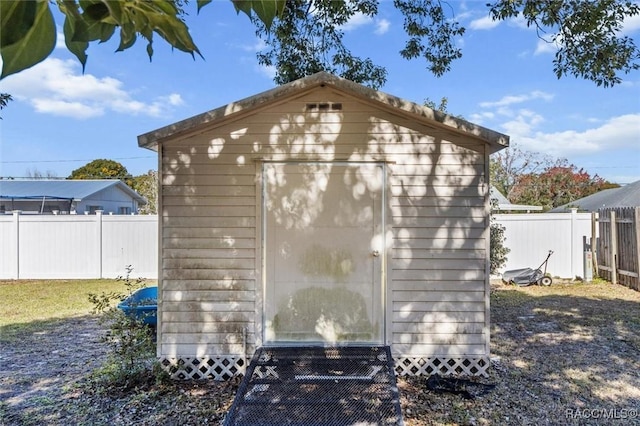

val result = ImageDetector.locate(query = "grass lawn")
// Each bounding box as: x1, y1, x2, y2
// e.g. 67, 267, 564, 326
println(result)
0, 279, 155, 340
1, 278, 639, 426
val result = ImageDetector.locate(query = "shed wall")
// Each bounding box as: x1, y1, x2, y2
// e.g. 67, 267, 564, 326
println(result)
158, 87, 489, 377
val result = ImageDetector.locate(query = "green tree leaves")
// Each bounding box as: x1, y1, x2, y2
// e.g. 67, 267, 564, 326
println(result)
0, 94, 13, 118
488, 0, 640, 87
0, 0, 284, 80
509, 163, 613, 211
253, 0, 387, 88
233, 0, 286, 29
1, 0, 637, 87
395, 0, 465, 77
69, 158, 131, 181
490, 145, 617, 211
0, 0, 56, 79
131, 170, 158, 214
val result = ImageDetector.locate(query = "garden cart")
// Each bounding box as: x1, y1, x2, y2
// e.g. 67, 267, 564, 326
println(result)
502, 250, 554, 287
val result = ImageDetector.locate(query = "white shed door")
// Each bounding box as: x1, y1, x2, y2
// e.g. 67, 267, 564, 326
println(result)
263, 162, 384, 345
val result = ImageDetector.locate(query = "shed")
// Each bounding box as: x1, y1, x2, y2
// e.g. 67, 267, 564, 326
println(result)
0, 179, 146, 215
138, 72, 509, 379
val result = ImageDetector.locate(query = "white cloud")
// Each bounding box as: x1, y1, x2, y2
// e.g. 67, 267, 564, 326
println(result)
256, 64, 276, 80
375, 18, 390, 35
32, 98, 103, 118
479, 91, 555, 108
509, 14, 531, 30
0, 58, 183, 119
500, 109, 545, 136
506, 113, 640, 158
477, 91, 639, 156
239, 38, 267, 53
341, 12, 373, 31
469, 15, 500, 30
534, 34, 563, 55
165, 93, 184, 106
622, 12, 640, 34
477, 87, 639, 183
468, 111, 495, 124
56, 30, 65, 49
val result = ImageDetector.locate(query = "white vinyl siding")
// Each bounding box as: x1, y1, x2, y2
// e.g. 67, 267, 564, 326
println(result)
157, 87, 490, 362
160, 145, 258, 357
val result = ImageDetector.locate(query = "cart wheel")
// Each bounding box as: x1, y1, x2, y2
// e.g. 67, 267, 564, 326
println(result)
539, 276, 552, 286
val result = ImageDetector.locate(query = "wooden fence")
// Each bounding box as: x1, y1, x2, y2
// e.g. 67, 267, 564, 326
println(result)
597, 207, 640, 291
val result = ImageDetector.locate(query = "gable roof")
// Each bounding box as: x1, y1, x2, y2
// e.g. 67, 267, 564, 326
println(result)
550, 180, 640, 212
0, 179, 146, 204
490, 185, 543, 212
138, 72, 509, 154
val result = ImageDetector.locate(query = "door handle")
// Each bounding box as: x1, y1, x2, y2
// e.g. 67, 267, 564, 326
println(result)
372, 250, 380, 257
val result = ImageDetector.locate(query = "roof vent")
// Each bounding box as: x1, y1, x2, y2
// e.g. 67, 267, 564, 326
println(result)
306, 103, 343, 111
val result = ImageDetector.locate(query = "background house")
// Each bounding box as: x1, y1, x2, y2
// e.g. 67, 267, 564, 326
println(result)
490, 186, 543, 212
550, 180, 640, 212
139, 72, 509, 379
0, 179, 146, 215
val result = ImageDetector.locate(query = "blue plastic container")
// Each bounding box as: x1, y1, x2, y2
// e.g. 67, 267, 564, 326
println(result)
117, 286, 158, 326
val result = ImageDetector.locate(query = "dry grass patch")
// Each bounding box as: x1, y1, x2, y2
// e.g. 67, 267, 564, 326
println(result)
1, 279, 639, 425
401, 280, 640, 425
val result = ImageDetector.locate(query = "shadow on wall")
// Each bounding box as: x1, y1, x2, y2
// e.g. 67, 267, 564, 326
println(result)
160, 94, 487, 357
272, 287, 375, 342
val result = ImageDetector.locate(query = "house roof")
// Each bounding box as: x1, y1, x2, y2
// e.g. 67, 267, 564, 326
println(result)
0, 179, 146, 204
138, 72, 509, 154
490, 186, 543, 212
550, 180, 640, 212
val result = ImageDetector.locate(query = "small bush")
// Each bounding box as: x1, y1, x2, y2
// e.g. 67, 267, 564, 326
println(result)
490, 200, 510, 274
88, 266, 157, 387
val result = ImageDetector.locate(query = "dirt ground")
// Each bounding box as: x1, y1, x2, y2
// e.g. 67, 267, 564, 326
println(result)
1, 280, 639, 425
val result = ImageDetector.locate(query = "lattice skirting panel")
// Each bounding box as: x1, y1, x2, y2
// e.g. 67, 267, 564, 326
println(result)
159, 356, 246, 380
394, 356, 490, 377
159, 355, 490, 380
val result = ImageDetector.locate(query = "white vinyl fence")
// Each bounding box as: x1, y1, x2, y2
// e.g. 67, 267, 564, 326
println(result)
0, 212, 158, 279
494, 210, 595, 280
1, 210, 594, 280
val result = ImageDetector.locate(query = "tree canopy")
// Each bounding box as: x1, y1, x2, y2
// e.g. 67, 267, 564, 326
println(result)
490, 145, 619, 211
69, 158, 131, 181
1, 0, 638, 88
0, 93, 12, 119
130, 170, 158, 214
509, 163, 613, 211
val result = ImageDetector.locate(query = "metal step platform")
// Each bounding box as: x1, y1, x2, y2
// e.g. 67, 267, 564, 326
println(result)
223, 346, 404, 426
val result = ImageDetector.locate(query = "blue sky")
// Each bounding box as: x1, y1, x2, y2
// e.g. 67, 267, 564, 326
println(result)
1, 1, 639, 185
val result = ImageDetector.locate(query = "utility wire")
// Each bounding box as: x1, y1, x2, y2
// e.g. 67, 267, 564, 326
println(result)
0, 156, 155, 164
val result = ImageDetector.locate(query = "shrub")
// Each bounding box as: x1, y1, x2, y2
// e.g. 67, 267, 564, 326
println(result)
88, 266, 156, 387
490, 205, 510, 274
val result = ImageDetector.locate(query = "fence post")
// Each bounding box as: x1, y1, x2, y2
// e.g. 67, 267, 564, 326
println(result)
96, 210, 104, 279
635, 207, 640, 290
583, 235, 593, 282
12, 211, 20, 279
591, 212, 598, 276
610, 210, 617, 285
571, 208, 578, 278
